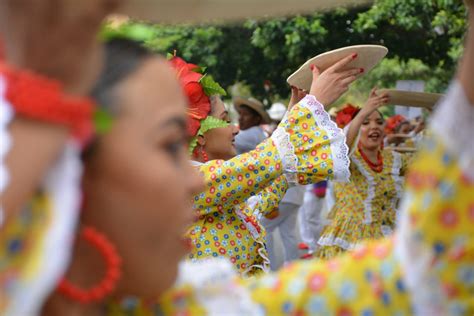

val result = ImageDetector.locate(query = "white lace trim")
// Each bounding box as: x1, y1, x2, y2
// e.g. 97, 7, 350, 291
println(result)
234, 195, 270, 276
351, 155, 375, 224
176, 259, 263, 315
271, 126, 298, 184
390, 151, 403, 210
301, 95, 351, 182
235, 196, 261, 240
317, 235, 360, 250
6, 143, 82, 316
0, 76, 13, 228
394, 80, 474, 316
430, 81, 474, 180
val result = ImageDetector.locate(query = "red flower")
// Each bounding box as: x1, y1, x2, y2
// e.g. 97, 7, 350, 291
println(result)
385, 114, 406, 135
336, 104, 360, 128
169, 56, 211, 137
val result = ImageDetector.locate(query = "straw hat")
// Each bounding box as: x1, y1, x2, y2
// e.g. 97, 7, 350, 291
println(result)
234, 97, 271, 124
287, 45, 388, 91
378, 89, 443, 109
119, 0, 371, 23
267, 103, 287, 121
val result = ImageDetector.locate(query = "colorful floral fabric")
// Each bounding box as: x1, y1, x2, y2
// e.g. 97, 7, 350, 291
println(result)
187, 95, 350, 275
316, 148, 409, 258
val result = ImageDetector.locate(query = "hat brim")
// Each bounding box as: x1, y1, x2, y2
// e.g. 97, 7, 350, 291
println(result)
234, 97, 272, 124
378, 89, 443, 109
119, 0, 370, 23
287, 45, 388, 91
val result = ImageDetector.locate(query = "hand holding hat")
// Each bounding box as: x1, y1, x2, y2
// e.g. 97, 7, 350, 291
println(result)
359, 87, 390, 117
309, 53, 362, 107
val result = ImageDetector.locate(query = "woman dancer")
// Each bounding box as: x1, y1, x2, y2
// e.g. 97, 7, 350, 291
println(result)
316, 88, 412, 258
170, 55, 356, 275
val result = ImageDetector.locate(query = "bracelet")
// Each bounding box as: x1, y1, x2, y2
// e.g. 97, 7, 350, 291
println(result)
0, 63, 94, 141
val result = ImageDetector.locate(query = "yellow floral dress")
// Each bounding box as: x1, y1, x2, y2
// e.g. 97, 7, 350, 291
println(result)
107, 81, 474, 316
316, 147, 409, 258
187, 95, 350, 275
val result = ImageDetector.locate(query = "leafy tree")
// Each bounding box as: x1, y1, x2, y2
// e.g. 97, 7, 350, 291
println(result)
102, 0, 468, 107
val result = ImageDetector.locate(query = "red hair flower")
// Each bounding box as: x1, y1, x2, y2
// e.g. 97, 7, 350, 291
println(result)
169, 56, 211, 137
336, 104, 360, 128
385, 114, 406, 135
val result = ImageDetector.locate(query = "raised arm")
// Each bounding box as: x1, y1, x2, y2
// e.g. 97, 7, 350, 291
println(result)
345, 88, 389, 150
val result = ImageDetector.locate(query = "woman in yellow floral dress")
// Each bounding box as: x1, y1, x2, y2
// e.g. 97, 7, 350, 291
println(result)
316, 88, 411, 258
169, 55, 358, 275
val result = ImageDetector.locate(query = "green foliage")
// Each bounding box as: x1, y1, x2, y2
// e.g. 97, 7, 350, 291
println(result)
102, 0, 468, 105
200, 74, 227, 96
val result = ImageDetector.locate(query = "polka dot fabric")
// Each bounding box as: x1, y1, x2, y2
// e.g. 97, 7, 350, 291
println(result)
187, 95, 350, 275
316, 149, 410, 258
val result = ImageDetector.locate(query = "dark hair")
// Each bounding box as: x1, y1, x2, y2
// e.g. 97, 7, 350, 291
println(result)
91, 38, 155, 113
83, 38, 155, 160
395, 120, 410, 133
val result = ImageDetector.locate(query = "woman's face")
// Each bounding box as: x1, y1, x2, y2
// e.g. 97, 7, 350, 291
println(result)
398, 121, 412, 134
359, 110, 385, 151
81, 57, 203, 298
202, 97, 239, 160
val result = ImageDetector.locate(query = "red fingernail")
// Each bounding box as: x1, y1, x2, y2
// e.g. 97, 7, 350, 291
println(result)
360, 68, 364, 73
310, 64, 314, 70
352, 53, 358, 59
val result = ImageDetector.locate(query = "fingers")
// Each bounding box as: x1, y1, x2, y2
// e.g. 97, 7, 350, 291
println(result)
373, 95, 390, 107
340, 67, 364, 79
310, 64, 321, 78
370, 87, 378, 96
328, 53, 358, 72
339, 75, 357, 86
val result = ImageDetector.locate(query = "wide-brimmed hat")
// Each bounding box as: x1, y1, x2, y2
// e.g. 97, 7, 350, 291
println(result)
234, 97, 271, 124
378, 89, 443, 109
287, 45, 388, 91
119, 0, 370, 23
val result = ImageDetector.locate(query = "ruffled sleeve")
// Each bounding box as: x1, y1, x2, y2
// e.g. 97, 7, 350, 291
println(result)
234, 175, 288, 241
193, 94, 350, 215
273, 95, 350, 185
395, 81, 474, 315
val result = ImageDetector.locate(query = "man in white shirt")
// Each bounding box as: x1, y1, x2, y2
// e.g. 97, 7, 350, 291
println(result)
234, 97, 271, 154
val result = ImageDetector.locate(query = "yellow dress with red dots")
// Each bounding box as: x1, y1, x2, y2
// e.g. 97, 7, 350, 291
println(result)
186, 95, 350, 275
316, 148, 410, 259
107, 81, 473, 315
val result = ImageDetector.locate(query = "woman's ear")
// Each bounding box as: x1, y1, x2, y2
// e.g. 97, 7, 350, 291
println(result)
197, 135, 206, 147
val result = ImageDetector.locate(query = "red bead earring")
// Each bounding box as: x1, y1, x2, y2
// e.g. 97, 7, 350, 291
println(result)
201, 147, 209, 163
57, 226, 122, 304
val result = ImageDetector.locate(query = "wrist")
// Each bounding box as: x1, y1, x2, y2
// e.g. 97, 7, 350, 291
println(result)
0, 63, 95, 143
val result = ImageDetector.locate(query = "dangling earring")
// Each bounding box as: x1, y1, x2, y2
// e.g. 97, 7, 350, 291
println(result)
57, 226, 122, 304
201, 146, 209, 163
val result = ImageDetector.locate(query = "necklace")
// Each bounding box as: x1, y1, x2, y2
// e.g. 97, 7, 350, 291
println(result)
358, 145, 383, 173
